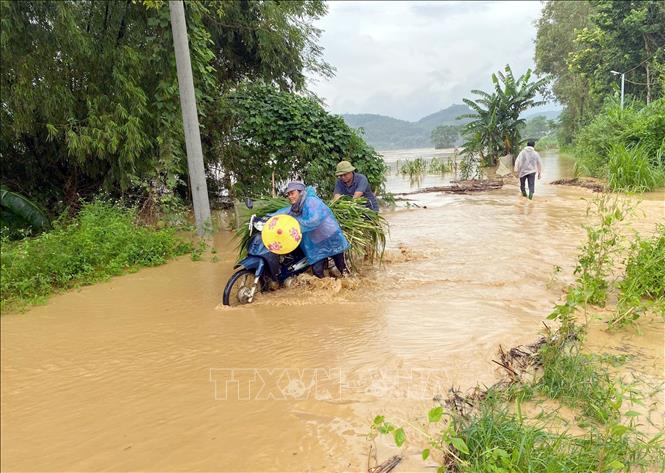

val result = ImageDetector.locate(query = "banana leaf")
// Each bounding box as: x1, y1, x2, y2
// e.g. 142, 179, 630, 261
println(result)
0, 185, 51, 232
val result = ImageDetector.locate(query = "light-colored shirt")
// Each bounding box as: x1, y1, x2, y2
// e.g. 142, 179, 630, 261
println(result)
514, 146, 543, 178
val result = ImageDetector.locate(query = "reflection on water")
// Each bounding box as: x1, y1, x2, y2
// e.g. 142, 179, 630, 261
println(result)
2, 151, 663, 472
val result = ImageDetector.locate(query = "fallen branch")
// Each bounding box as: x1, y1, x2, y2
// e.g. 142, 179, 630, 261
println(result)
394, 179, 504, 196
368, 455, 402, 473
551, 178, 606, 193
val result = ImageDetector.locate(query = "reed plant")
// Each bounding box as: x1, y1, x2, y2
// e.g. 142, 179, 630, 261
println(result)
399, 157, 428, 177
428, 157, 453, 174
607, 144, 665, 192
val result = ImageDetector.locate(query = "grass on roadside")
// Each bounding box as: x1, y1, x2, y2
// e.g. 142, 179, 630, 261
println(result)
1, 200, 192, 313
612, 225, 665, 327
370, 327, 663, 472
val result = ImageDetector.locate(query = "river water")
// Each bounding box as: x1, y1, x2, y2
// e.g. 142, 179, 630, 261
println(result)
2, 151, 663, 471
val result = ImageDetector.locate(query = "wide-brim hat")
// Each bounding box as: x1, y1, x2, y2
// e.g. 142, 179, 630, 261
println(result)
336, 161, 356, 176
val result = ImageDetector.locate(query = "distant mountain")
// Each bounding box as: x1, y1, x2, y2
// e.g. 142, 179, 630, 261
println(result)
522, 109, 561, 121
342, 104, 473, 150
416, 104, 472, 130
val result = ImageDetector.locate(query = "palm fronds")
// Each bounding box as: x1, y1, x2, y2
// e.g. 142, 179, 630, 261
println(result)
458, 65, 549, 164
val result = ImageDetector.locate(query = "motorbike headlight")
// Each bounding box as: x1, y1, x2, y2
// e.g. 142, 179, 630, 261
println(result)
254, 221, 265, 231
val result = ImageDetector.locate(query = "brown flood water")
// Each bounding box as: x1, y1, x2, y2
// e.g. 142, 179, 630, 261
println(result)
2, 153, 664, 472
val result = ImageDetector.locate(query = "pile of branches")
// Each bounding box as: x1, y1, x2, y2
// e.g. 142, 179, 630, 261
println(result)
394, 179, 504, 196
551, 178, 606, 193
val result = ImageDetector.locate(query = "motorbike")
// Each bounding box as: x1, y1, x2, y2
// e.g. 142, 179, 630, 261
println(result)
222, 199, 310, 306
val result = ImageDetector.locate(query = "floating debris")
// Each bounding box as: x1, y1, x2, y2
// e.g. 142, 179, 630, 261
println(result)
394, 179, 504, 195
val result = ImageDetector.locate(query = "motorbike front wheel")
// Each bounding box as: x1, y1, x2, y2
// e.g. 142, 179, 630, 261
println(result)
222, 269, 259, 306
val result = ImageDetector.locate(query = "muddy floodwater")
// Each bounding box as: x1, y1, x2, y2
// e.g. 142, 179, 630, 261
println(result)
2, 152, 664, 471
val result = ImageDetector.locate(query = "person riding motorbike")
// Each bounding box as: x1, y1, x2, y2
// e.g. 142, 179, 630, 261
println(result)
277, 181, 349, 278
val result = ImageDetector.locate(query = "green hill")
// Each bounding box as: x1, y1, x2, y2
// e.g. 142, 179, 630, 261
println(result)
416, 104, 472, 130
342, 104, 472, 150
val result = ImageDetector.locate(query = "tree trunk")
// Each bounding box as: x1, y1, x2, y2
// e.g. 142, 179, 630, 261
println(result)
646, 63, 651, 104
116, 0, 131, 46
644, 34, 651, 105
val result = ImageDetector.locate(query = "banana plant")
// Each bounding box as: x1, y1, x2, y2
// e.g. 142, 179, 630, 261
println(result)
458, 65, 549, 164
0, 185, 51, 233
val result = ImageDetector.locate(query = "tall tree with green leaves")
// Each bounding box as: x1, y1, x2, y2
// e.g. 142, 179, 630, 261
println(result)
459, 66, 548, 165
535, 0, 596, 142
535, 1, 665, 142
430, 125, 460, 149
201, 0, 333, 92
570, 1, 665, 105
0, 0, 331, 215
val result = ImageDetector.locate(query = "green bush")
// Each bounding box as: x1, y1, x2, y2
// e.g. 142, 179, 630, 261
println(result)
612, 226, 665, 327
534, 134, 559, 151
1, 200, 191, 312
210, 83, 387, 200
607, 144, 665, 192
573, 98, 665, 191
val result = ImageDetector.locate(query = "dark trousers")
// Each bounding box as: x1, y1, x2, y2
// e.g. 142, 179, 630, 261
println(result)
312, 253, 347, 278
520, 172, 536, 195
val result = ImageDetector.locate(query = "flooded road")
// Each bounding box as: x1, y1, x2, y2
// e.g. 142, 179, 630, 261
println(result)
2, 152, 664, 471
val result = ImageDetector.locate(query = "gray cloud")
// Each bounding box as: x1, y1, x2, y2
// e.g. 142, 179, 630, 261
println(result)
308, 1, 545, 121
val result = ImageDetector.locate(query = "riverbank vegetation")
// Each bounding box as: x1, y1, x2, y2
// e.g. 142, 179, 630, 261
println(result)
1, 0, 385, 229
534, 1, 665, 192
1, 200, 192, 313
459, 65, 548, 166
370, 195, 665, 471
573, 100, 665, 192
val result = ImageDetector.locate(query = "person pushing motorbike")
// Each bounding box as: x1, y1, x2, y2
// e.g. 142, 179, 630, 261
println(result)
283, 181, 349, 278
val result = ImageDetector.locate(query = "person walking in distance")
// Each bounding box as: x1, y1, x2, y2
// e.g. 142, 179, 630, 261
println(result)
514, 140, 543, 200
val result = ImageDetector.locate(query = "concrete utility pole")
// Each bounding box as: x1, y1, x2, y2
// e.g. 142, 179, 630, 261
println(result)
610, 70, 625, 110
169, 0, 211, 236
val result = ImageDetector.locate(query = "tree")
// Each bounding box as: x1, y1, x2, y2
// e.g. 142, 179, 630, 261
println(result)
522, 116, 557, 140
0, 0, 332, 215
201, 0, 333, 92
534, 1, 596, 142
535, 1, 665, 142
210, 83, 386, 199
459, 65, 548, 165
570, 1, 665, 105
430, 125, 460, 149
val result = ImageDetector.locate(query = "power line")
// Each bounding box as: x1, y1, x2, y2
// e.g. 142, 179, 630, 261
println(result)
624, 78, 650, 86
621, 45, 665, 74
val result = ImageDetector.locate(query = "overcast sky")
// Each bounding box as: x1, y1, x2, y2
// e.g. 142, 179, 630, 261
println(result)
307, 1, 547, 121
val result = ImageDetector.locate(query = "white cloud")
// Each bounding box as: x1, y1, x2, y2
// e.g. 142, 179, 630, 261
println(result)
307, 0, 545, 121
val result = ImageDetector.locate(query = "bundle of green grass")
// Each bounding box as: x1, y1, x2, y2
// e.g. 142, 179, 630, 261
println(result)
234, 196, 388, 266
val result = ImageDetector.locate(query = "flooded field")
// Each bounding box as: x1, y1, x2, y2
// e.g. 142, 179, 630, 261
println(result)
2, 152, 663, 471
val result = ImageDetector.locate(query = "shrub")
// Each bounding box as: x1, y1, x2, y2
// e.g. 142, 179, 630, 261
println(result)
607, 144, 665, 192
573, 98, 665, 191
0, 200, 191, 312
612, 226, 665, 327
